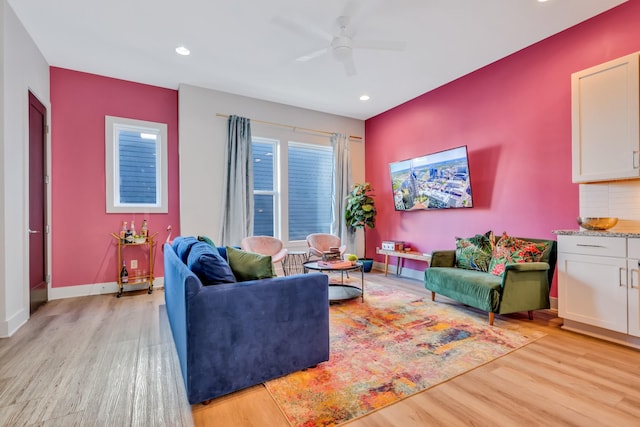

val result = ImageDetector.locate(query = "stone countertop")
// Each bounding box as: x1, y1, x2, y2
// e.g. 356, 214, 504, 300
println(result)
553, 229, 640, 238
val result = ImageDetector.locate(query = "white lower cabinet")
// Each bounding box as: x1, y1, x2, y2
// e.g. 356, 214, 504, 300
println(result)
626, 239, 640, 337
558, 234, 639, 337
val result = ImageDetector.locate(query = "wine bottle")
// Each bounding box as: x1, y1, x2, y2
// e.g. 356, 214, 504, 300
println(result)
120, 260, 129, 284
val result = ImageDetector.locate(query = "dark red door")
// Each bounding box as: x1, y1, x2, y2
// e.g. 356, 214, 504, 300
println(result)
29, 91, 48, 314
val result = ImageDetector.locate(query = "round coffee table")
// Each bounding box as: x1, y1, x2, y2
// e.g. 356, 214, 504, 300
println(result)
303, 261, 364, 302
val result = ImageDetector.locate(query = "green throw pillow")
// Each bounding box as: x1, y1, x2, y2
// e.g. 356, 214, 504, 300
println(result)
455, 231, 494, 272
488, 232, 550, 277
226, 246, 276, 282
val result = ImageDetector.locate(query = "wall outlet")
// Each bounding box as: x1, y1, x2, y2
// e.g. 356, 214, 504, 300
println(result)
131, 259, 138, 269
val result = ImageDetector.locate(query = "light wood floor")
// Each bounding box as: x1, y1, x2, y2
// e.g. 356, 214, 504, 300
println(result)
1, 272, 639, 426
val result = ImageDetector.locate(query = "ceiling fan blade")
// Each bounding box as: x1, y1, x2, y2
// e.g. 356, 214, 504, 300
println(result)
340, 0, 385, 37
295, 47, 329, 62
352, 39, 406, 51
342, 54, 357, 76
272, 15, 333, 42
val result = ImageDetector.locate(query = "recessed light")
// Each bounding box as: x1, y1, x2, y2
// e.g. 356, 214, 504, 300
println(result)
360, 95, 370, 101
175, 46, 190, 56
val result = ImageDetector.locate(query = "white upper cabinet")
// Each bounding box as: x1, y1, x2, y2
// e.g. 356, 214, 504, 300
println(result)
572, 52, 640, 183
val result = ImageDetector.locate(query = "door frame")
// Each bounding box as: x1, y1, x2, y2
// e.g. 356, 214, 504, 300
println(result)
27, 90, 51, 313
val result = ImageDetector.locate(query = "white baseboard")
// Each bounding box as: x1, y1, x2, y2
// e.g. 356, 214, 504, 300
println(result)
562, 319, 640, 350
49, 277, 164, 300
372, 261, 424, 281
0, 308, 29, 338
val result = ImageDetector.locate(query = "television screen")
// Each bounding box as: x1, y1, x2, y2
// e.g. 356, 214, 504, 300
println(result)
389, 145, 474, 211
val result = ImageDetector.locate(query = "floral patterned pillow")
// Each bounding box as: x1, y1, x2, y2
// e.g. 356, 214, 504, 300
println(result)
488, 232, 549, 276
455, 231, 495, 272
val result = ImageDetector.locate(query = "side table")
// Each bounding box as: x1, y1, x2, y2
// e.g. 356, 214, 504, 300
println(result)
283, 251, 309, 276
376, 247, 431, 276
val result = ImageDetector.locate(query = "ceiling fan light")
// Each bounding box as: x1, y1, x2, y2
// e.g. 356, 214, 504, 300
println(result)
175, 46, 191, 56
333, 45, 351, 61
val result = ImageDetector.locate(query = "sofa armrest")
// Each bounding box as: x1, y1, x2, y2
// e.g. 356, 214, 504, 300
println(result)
430, 250, 456, 267
499, 262, 551, 314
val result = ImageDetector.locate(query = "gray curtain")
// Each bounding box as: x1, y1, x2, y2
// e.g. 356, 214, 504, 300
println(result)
330, 133, 355, 253
220, 115, 253, 246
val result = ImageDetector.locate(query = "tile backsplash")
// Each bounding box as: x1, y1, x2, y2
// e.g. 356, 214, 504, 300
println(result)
580, 180, 640, 231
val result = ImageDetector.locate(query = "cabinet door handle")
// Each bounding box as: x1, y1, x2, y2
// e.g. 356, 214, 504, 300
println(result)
618, 267, 624, 287
576, 244, 606, 248
635, 151, 640, 169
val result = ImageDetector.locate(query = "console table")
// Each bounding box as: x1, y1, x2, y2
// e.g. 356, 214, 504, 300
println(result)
376, 247, 431, 276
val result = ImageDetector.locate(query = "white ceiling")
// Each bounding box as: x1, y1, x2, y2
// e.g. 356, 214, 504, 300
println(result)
8, 0, 627, 120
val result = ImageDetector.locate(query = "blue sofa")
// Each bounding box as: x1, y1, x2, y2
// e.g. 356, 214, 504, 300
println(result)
163, 237, 330, 404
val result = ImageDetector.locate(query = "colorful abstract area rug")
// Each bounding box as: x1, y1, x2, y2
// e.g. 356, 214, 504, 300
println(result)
265, 282, 545, 427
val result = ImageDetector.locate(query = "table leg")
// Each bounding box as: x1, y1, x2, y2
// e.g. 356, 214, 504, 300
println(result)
360, 265, 364, 302
384, 254, 389, 276
396, 257, 401, 276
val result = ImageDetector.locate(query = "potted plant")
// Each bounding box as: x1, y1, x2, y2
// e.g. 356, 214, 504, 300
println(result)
345, 182, 377, 272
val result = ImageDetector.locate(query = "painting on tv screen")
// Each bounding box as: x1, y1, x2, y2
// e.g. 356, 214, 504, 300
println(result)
389, 145, 473, 211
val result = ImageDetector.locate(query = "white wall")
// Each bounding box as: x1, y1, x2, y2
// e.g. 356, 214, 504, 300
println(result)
178, 84, 365, 252
0, 1, 50, 337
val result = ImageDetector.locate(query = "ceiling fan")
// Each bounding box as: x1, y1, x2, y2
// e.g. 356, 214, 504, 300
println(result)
273, 3, 406, 76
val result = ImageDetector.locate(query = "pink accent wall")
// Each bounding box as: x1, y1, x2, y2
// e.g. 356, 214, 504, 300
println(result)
50, 68, 180, 287
364, 1, 640, 297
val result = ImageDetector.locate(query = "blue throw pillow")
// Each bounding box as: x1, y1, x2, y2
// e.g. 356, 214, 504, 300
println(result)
173, 236, 199, 264
187, 242, 236, 285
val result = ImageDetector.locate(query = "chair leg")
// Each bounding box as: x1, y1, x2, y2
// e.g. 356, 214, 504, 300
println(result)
431, 291, 436, 301
488, 312, 495, 326
528, 310, 533, 320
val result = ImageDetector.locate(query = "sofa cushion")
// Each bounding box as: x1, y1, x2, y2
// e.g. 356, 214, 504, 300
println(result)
488, 233, 550, 276
425, 267, 502, 312
187, 242, 237, 285
455, 231, 494, 272
173, 236, 200, 264
226, 246, 276, 282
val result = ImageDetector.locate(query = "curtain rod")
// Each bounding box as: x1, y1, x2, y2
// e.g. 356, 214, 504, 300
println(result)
216, 113, 363, 141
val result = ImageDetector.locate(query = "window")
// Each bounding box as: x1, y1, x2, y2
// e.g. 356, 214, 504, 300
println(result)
105, 116, 168, 213
287, 142, 333, 240
251, 137, 333, 242
252, 137, 278, 236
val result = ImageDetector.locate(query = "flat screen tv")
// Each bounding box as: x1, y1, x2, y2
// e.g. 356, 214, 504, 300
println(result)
389, 145, 474, 211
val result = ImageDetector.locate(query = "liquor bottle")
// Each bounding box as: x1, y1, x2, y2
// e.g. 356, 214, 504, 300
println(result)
130, 220, 136, 236
119, 221, 127, 243
140, 220, 148, 239
124, 227, 133, 243
120, 260, 129, 284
